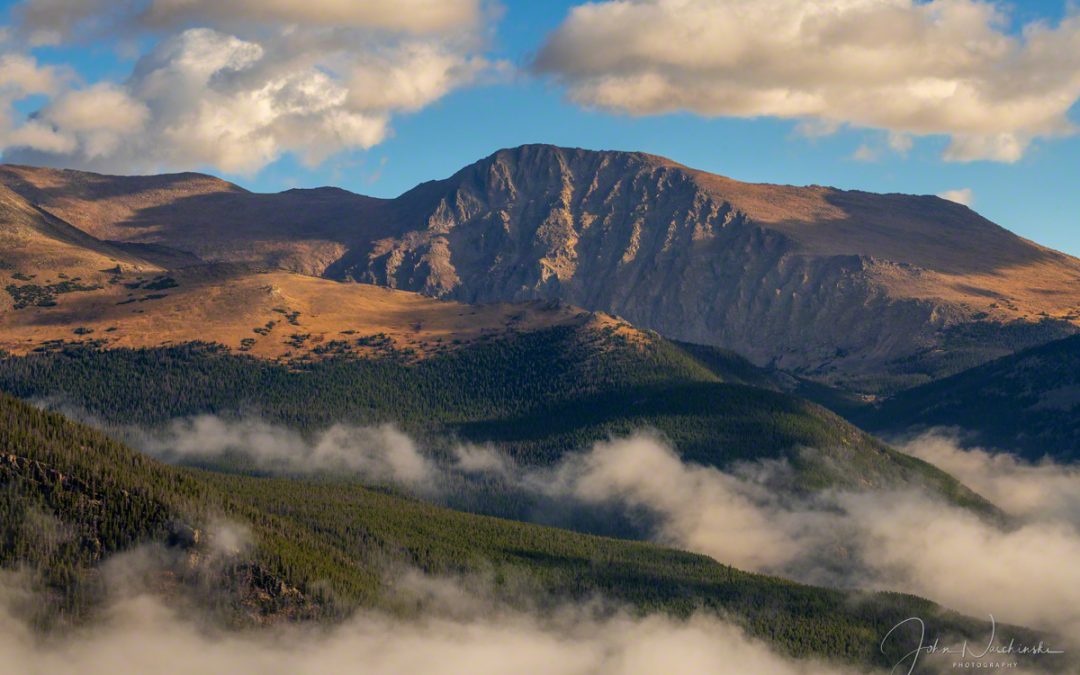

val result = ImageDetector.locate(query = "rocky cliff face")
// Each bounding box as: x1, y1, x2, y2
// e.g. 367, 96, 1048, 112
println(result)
336, 146, 1080, 392
3, 145, 1079, 392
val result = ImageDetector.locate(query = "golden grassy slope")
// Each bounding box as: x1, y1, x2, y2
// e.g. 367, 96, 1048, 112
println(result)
0, 266, 605, 359
670, 162, 1080, 324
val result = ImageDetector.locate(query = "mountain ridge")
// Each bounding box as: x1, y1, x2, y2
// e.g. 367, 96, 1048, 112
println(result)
3, 144, 1079, 392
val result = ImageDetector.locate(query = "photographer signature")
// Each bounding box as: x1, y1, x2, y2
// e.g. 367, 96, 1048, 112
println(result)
881, 615, 1064, 675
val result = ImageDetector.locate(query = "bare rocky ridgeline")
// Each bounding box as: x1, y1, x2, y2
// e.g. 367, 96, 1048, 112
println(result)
3, 144, 1080, 392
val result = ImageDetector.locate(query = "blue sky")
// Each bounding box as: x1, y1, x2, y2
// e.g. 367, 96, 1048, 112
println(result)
1, 0, 1079, 255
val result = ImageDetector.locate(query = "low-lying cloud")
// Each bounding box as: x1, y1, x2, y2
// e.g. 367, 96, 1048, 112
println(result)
898, 432, 1080, 523
11, 403, 1080, 672
0, 569, 854, 675
536, 0, 1080, 162
539, 434, 1080, 641
133, 416, 435, 488
122, 415, 1080, 644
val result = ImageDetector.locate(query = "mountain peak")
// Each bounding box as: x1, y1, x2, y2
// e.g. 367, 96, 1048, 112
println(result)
485, 142, 672, 164
414, 144, 1058, 275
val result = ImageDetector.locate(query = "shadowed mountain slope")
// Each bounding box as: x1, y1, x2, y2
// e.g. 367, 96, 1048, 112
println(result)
857, 333, 1080, 461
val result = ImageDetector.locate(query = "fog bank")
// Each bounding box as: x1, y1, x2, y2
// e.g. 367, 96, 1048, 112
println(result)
94, 415, 1080, 645
0, 573, 853, 675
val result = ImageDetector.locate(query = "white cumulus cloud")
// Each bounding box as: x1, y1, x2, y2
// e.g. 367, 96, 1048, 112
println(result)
139, 0, 483, 34
0, 53, 64, 94
536, 0, 1080, 162
937, 187, 974, 205
0, 0, 493, 174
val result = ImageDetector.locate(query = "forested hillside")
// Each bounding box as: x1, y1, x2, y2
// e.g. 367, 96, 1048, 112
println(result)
0, 324, 990, 508
0, 392, 1030, 670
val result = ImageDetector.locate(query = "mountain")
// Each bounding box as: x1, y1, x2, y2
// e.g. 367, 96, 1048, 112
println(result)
350, 146, 1080, 393
2, 150, 1070, 672
857, 333, 1080, 461
1, 391, 1017, 671
0, 213, 991, 507
0, 164, 385, 275
4, 145, 1080, 393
